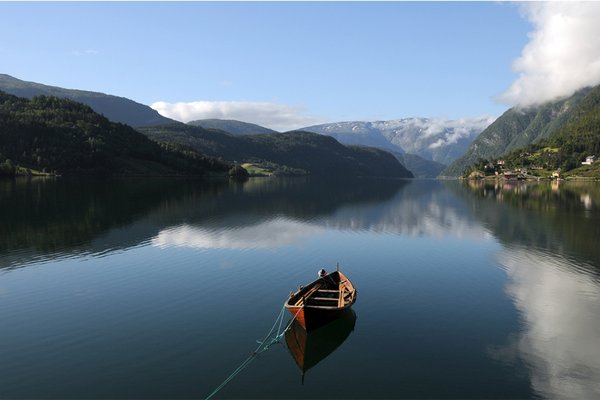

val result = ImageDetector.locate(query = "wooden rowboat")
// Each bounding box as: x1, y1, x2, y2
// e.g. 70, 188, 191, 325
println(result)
285, 266, 357, 332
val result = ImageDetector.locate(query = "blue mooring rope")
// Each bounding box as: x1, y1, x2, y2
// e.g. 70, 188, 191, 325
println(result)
204, 304, 302, 400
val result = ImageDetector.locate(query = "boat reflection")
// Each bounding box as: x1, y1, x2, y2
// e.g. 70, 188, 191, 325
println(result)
285, 309, 356, 383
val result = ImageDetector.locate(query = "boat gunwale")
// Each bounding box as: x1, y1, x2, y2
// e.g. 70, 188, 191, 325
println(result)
285, 270, 356, 311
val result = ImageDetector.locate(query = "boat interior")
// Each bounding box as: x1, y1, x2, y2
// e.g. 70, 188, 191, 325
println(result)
288, 271, 356, 309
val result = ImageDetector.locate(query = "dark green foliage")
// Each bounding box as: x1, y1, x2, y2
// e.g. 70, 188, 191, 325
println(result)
188, 119, 277, 135
545, 86, 600, 169
271, 164, 307, 177
0, 91, 231, 176
139, 124, 414, 178
443, 87, 594, 177
138, 123, 248, 159
500, 85, 600, 173
0, 153, 15, 176
471, 157, 495, 174
228, 165, 249, 180
0, 74, 176, 127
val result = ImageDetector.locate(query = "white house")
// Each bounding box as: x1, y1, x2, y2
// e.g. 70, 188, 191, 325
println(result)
582, 155, 596, 165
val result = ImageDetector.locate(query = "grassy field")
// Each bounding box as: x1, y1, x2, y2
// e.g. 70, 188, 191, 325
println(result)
564, 163, 600, 179
15, 165, 57, 176
241, 163, 273, 177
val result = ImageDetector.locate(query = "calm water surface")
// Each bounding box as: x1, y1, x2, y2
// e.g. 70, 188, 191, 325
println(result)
1, 177, 599, 398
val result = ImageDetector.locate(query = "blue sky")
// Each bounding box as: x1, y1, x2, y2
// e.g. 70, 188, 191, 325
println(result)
1, 2, 598, 130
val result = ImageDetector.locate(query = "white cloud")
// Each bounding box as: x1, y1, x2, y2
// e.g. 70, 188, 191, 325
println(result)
151, 100, 325, 132
499, 2, 600, 107
422, 116, 496, 149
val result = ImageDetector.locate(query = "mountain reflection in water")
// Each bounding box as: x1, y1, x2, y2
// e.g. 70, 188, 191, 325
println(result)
0, 177, 406, 268
454, 179, 600, 267
285, 309, 357, 382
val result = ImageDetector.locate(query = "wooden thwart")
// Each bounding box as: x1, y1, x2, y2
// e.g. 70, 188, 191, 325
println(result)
309, 297, 338, 301
285, 268, 357, 331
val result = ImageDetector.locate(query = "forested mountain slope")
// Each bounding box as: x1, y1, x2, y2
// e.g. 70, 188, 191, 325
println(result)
0, 91, 229, 176
443, 87, 594, 177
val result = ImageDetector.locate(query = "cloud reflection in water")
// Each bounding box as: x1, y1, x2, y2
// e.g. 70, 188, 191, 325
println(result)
150, 189, 491, 251
152, 218, 325, 250
499, 247, 600, 398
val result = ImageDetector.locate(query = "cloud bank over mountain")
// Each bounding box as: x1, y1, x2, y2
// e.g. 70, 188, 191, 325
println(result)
500, 2, 600, 107
303, 116, 495, 166
151, 100, 324, 132
373, 116, 496, 150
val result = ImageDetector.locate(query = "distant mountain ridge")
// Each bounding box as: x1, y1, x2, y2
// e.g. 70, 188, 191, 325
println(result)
188, 119, 277, 135
188, 118, 461, 178
443, 86, 595, 177
393, 153, 446, 179
0, 74, 176, 127
186, 119, 431, 177
139, 124, 413, 178
302, 117, 494, 166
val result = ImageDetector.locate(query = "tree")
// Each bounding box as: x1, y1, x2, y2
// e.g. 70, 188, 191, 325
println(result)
228, 165, 249, 181
0, 158, 15, 176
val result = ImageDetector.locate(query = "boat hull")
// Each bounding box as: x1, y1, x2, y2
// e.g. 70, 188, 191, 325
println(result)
286, 303, 354, 331
285, 269, 357, 332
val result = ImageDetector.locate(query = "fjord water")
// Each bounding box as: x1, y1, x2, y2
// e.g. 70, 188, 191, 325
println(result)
1, 177, 599, 399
